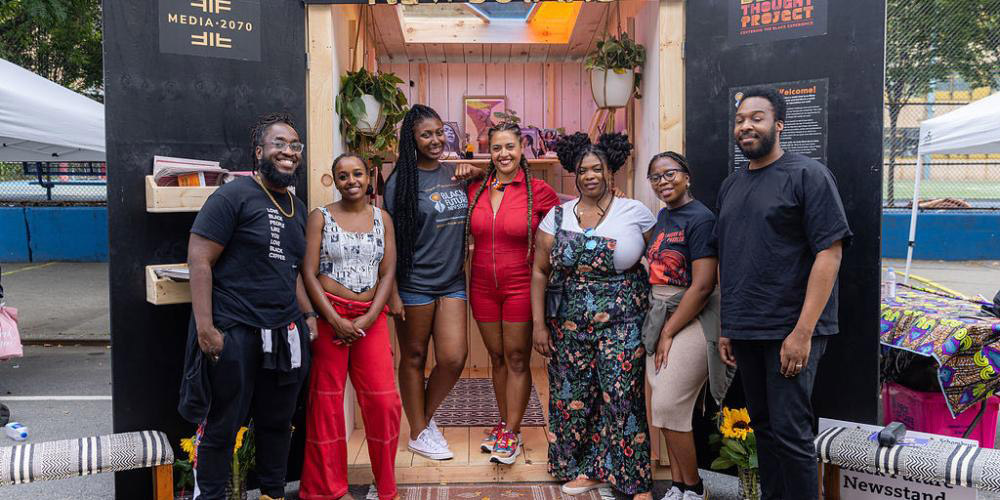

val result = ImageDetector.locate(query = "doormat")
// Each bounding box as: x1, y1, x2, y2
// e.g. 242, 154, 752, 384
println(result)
433, 378, 546, 427
366, 483, 614, 500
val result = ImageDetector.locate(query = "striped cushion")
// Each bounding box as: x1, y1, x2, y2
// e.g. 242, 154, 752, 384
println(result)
0, 430, 173, 486
816, 426, 1000, 492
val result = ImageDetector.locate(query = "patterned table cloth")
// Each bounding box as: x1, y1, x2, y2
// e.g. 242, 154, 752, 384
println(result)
881, 287, 1000, 416
816, 426, 1000, 492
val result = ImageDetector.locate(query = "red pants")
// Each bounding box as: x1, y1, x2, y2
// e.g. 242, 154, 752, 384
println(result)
300, 293, 401, 500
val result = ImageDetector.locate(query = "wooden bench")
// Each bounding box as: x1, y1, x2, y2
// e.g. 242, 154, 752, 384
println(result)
816, 425, 1000, 498
0, 430, 174, 499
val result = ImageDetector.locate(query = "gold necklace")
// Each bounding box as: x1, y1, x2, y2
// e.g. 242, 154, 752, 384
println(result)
253, 174, 295, 218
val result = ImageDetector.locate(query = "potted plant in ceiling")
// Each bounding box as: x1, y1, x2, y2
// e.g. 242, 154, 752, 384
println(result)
336, 68, 408, 167
585, 32, 647, 109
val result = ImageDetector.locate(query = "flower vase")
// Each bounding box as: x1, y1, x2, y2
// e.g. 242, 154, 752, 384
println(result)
737, 467, 761, 500
225, 481, 248, 500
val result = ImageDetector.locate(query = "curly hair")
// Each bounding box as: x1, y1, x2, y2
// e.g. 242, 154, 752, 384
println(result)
249, 111, 296, 170
739, 86, 787, 122
463, 122, 536, 262
387, 104, 441, 280
554, 132, 633, 200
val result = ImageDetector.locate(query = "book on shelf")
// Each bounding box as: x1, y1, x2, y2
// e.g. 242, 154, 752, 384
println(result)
153, 267, 190, 282
153, 155, 228, 186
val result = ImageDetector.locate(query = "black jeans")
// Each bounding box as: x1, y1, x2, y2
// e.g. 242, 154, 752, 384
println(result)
731, 336, 828, 500
191, 323, 309, 500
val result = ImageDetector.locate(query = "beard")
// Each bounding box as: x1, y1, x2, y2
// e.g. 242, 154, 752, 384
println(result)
736, 123, 777, 160
258, 159, 297, 188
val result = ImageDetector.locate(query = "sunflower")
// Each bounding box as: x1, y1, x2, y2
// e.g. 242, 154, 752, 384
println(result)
234, 426, 249, 453
180, 437, 196, 462
720, 407, 753, 440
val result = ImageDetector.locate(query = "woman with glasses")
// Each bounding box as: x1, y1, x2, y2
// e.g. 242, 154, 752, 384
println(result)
642, 152, 732, 500
530, 132, 656, 500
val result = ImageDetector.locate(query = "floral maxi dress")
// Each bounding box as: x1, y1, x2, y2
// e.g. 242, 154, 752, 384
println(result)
545, 207, 652, 494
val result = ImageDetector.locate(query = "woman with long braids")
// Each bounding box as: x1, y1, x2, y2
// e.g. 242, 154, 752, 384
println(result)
384, 104, 481, 460
643, 152, 732, 500
464, 122, 560, 464
530, 133, 656, 499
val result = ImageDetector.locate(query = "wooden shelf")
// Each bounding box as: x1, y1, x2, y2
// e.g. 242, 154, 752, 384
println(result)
145, 175, 218, 213
146, 264, 191, 305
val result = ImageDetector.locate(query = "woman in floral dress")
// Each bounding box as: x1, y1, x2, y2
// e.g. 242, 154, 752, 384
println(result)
530, 132, 656, 499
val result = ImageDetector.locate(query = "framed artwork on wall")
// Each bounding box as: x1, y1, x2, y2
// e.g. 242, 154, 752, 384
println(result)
442, 121, 465, 156
464, 96, 506, 154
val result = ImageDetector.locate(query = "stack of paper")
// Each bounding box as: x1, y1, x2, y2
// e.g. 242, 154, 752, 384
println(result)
153, 156, 229, 186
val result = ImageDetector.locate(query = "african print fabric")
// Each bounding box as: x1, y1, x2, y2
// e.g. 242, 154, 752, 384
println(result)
880, 287, 1000, 416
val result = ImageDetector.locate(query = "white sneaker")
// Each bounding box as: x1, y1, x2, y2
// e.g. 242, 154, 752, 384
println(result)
427, 418, 448, 448
660, 486, 684, 500
681, 489, 706, 500
408, 428, 454, 460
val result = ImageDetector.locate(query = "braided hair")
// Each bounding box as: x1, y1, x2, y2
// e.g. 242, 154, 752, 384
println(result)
463, 122, 536, 261
388, 104, 441, 280
555, 132, 633, 200
249, 112, 296, 170
647, 151, 690, 175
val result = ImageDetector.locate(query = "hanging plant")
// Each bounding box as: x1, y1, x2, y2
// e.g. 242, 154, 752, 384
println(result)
584, 32, 647, 107
336, 68, 409, 167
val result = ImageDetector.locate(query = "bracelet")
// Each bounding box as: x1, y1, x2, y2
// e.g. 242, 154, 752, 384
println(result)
303, 311, 320, 320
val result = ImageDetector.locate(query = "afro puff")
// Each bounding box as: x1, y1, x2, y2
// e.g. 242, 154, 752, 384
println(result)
596, 133, 633, 173
555, 132, 592, 174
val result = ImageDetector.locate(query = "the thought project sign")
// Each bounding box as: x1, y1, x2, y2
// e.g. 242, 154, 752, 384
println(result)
729, 0, 827, 45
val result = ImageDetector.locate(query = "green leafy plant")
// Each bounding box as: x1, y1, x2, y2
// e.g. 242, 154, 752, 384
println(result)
584, 32, 647, 98
335, 68, 409, 167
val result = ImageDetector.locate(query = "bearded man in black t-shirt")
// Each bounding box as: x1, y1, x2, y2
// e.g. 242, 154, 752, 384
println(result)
715, 88, 852, 500
179, 112, 319, 500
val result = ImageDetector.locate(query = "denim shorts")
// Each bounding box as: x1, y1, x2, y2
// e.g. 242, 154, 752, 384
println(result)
398, 289, 467, 307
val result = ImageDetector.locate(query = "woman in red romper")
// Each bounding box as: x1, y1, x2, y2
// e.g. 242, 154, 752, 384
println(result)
464, 122, 561, 464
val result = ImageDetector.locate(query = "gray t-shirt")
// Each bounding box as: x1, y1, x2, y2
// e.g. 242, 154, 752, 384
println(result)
384, 163, 468, 295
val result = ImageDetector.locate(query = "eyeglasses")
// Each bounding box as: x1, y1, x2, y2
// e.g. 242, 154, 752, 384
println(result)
270, 139, 305, 154
647, 169, 685, 183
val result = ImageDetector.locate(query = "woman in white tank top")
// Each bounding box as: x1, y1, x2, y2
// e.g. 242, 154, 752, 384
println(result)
300, 153, 402, 500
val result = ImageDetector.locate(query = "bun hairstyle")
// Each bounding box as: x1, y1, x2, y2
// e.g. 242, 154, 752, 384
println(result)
464, 121, 537, 261
554, 132, 633, 174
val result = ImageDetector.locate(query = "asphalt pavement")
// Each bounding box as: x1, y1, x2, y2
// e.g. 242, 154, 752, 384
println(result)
0, 260, 998, 498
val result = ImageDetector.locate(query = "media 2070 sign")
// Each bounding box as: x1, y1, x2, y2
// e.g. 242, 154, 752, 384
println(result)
159, 0, 262, 61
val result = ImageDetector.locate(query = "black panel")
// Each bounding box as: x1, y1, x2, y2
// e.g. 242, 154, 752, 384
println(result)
103, 1, 306, 497
685, 0, 885, 433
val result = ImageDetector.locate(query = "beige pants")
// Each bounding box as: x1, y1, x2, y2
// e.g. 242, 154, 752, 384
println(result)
645, 285, 709, 432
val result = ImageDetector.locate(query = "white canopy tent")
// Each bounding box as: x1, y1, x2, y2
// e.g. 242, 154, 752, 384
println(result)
0, 58, 105, 162
904, 91, 1000, 282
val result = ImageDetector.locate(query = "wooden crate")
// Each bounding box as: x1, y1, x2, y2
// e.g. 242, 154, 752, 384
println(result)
145, 264, 191, 305
145, 175, 217, 212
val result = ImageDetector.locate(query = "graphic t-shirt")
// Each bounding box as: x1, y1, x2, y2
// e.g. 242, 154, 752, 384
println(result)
538, 197, 657, 272
190, 176, 307, 330
715, 152, 853, 340
645, 200, 718, 287
384, 163, 468, 294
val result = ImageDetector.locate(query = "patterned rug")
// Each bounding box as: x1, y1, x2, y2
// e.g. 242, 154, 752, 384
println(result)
433, 378, 546, 427
366, 483, 614, 500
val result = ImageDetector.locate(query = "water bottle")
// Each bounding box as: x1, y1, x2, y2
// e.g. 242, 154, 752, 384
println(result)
4, 422, 28, 441
885, 267, 897, 299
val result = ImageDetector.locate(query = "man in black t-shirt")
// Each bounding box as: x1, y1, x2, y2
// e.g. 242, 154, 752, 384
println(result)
716, 88, 852, 500
179, 113, 318, 500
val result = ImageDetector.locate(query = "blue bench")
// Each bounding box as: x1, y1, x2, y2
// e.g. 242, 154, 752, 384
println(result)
22, 162, 107, 201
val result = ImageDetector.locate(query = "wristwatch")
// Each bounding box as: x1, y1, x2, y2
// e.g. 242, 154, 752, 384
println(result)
303, 311, 320, 320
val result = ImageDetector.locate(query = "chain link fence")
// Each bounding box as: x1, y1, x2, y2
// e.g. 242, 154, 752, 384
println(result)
884, 0, 1000, 209
0, 162, 107, 205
